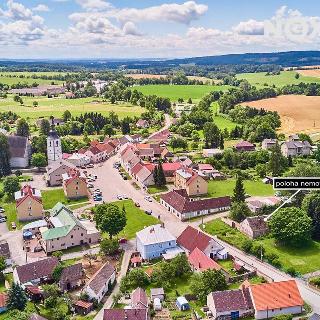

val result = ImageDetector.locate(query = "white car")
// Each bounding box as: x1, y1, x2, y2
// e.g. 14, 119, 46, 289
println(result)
144, 196, 152, 202
117, 195, 123, 200
122, 194, 128, 199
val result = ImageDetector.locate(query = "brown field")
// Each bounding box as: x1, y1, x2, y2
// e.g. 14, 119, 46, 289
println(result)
297, 69, 320, 78
125, 73, 167, 79
241, 95, 320, 135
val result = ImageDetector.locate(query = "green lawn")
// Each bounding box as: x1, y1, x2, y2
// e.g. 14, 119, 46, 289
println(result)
0, 72, 64, 85
207, 179, 274, 198
211, 102, 238, 131
111, 200, 160, 239
0, 95, 144, 120
147, 185, 169, 194
203, 219, 320, 275
134, 84, 232, 101
236, 71, 320, 88
42, 188, 89, 210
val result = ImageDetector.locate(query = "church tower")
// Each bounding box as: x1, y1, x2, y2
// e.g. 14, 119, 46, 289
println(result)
47, 119, 62, 165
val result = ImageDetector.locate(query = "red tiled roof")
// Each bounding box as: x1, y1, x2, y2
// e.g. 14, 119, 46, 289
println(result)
0, 293, 7, 308
198, 164, 214, 171
235, 141, 255, 148
160, 189, 231, 214
63, 153, 72, 159
177, 226, 213, 252
131, 163, 144, 176
64, 169, 86, 186
162, 162, 182, 175
131, 287, 148, 309
16, 185, 42, 208
188, 248, 222, 271
250, 280, 303, 311
74, 300, 93, 309
103, 309, 148, 320
143, 163, 155, 172
131, 256, 142, 264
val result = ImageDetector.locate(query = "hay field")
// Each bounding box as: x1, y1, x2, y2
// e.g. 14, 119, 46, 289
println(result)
125, 74, 167, 79
241, 95, 320, 135
297, 69, 320, 78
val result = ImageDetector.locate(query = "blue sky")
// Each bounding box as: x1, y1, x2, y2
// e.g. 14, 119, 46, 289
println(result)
1, 0, 320, 59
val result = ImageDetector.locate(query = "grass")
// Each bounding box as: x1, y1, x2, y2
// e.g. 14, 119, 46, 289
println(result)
42, 188, 89, 210
0, 72, 63, 85
0, 273, 13, 292
203, 219, 320, 275
111, 200, 160, 239
236, 71, 320, 88
147, 185, 169, 194
207, 179, 274, 198
0, 95, 144, 121
211, 102, 238, 131
134, 84, 232, 101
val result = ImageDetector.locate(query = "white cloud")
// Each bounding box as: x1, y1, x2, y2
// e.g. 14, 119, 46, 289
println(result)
233, 19, 264, 35
122, 21, 142, 36
33, 4, 50, 12
75, 0, 112, 12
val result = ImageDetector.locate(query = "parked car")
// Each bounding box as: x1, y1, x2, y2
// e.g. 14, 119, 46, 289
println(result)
145, 209, 152, 215
87, 164, 94, 168
87, 184, 94, 188
122, 176, 128, 180
122, 194, 128, 199
135, 202, 140, 207
144, 196, 152, 202
0, 207, 5, 213
117, 195, 123, 200
11, 222, 16, 229
93, 197, 102, 202
0, 217, 6, 223
87, 179, 95, 183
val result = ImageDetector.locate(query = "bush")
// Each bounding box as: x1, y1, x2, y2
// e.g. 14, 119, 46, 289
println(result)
241, 239, 253, 253
286, 267, 298, 277
251, 243, 265, 258
272, 314, 293, 320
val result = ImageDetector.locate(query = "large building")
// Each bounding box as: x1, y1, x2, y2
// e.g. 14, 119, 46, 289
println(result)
281, 135, 312, 157
160, 189, 231, 221
14, 185, 43, 221
136, 224, 177, 260
46, 159, 76, 186
47, 123, 62, 165
40, 203, 100, 253
62, 169, 88, 199
8, 135, 31, 168
174, 168, 208, 196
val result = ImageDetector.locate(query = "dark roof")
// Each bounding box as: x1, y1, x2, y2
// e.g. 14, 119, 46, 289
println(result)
29, 314, 48, 320
86, 263, 115, 295
59, 263, 83, 285
210, 288, 253, 312
103, 309, 148, 320
0, 241, 10, 259
160, 189, 231, 214
48, 129, 59, 139
8, 135, 28, 158
15, 257, 59, 284
177, 226, 222, 253
244, 216, 268, 232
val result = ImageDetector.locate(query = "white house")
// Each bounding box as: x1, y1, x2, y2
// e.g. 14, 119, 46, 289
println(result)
83, 263, 116, 303
8, 136, 31, 168
66, 153, 91, 167
136, 224, 177, 260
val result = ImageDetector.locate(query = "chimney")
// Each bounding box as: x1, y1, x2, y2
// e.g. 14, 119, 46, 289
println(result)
124, 309, 128, 320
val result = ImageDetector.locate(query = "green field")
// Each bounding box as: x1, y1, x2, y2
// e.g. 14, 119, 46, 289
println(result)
111, 200, 160, 239
211, 102, 238, 131
207, 179, 274, 198
203, 219, 320, 274
0, 95, 144, 120
237, 71, 320, 88
134, 84, 232, 101
0, 72, 66, 85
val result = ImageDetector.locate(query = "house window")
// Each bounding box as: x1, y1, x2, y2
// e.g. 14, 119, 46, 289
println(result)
71, 235, 73, 239
81, 233, 83, 236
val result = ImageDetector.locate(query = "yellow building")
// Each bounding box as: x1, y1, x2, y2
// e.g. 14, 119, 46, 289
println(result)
14, 185, 43, 221
62, 169, 88, 199
174, 168, 208, 196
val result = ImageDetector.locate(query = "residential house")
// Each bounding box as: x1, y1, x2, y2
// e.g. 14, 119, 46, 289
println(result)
40, 203, 100, 253
22, 220, 48, 236
197, 163, 216, 178
235, 141, 256, 152
130, 163, 154, 187
177, 226, 228, 260
174, 103, 194, 116
0, 240, 12, 266
84, 140, 116, 163
131, 287, 148, 309
160, 189, 231, 221
246, 196, 281, 213
150, 288, 165, 302
136, 119, 150, 128
83, 262, 116, 303
176, 297, 190, 311
261, 139, 277, 150
202, 148, 223, 158
188, 247, 223, 272
13, 257, 59, 285
250, 280, 304, 319
103, 309, 148, 320
10, 85, 65, 96
239, 216, 269, 239
74, 300, 94, 316
8, 135, 31, 168
59, 263, 83, 291
66, 153, 91, 167
0, 293, 7, 314
62, 169, 88, 199
162, 162, 182, 183
174, 168, 208, 196
14, 185, 43, 222
46, 159, 76, 186
207, 287, 254, 319
281, 137, 312, 157
136, 224, 177, 260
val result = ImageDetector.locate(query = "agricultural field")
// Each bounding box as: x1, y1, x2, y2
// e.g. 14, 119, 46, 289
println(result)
0, 95, 144, 120
236, 71, 320, 88
297, 69, 320, 78
0, 72, 66, 85
241, 95, 320, 135
134, 84, 231, 101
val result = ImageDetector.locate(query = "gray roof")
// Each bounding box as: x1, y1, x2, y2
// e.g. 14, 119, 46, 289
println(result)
0, 241, 10, 259
8, 135, 28, 158
86, 263, 115, 295
136, 224, 176, 246
150, 288, 164, 296
46, 159, 76, 175
284, 140, 311, 149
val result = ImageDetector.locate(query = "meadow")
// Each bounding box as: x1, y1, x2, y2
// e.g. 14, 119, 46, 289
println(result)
0, 72, 67, 85
0, 95, 144, 120
236, 70, 320, 88
134, 84, 231, 101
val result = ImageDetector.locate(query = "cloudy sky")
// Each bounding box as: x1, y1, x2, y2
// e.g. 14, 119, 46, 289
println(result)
1, 0, 320, 59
